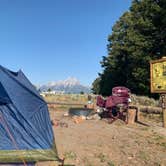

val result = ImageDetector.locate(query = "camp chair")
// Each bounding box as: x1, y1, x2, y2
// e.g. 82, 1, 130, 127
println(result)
96, 86, 131, 123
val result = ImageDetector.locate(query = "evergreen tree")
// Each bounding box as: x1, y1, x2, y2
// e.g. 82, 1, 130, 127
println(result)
92, 77, 101, 94
93, 0, 166, 96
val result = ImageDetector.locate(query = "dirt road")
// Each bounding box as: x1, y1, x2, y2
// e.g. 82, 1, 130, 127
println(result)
47, 110, 166, 166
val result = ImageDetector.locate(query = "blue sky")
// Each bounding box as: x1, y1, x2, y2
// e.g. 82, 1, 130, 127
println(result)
0, 0, 132, 86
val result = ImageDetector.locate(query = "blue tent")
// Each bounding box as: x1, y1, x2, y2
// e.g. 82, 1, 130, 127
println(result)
0, 66, 58, 163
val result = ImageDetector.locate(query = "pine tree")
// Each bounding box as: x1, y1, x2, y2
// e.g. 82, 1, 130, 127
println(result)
93, 0, 166, 96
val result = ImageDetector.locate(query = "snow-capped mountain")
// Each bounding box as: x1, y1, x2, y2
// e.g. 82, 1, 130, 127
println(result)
38, 77, 91, 94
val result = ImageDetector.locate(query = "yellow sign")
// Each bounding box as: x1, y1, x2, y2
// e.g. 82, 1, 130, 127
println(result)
150, 57, 166, 93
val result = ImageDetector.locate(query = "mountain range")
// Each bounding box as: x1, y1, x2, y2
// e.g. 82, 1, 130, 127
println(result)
38, 77, 91, 94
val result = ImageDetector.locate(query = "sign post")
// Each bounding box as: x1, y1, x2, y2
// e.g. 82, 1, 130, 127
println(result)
161, 94, 166, 128
150, 57, 166, 128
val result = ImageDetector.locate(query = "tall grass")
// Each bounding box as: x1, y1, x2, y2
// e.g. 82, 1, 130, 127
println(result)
130, 94, 159, 107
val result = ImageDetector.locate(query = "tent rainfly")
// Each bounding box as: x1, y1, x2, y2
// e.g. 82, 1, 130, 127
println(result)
0, 65, 58, 164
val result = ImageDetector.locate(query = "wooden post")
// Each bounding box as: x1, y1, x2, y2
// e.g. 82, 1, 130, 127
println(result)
161, 94, 166, 128
126, 106, 137, 124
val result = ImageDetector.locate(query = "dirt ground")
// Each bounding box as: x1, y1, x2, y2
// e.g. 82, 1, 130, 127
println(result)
40, 109, 166, 166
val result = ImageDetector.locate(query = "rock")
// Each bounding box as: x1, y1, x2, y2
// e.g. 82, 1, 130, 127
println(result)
128, 156, 133, 160
93, 114, 101, 120
73, 116, 86, 124
51, 119, 59, 126
63, 112, 69, 117
87, 113, 101, 120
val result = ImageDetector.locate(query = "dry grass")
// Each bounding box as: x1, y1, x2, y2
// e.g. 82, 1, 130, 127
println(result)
44, 93, 159, 106
44, 94, 96, 104
44, 94, 162, 115
44, 94, 96, 112
130, 94, 159, 107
